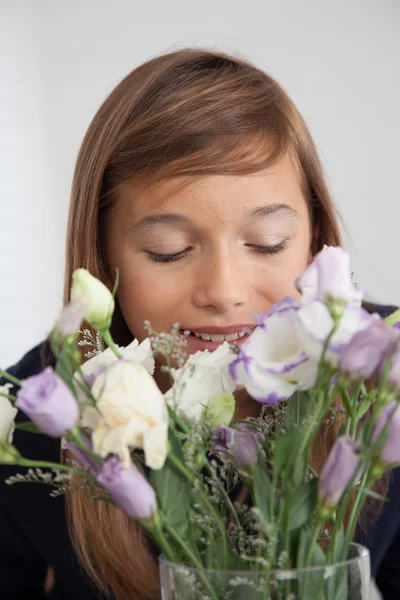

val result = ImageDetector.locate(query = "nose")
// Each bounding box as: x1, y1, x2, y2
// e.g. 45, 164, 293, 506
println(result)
191, 251, 249, 313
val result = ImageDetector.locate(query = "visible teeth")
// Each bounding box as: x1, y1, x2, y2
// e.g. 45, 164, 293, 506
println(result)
191, 331, 248, 342
224, 333, 239, 341
209, 334, 225, 342
200, 333, 211, 341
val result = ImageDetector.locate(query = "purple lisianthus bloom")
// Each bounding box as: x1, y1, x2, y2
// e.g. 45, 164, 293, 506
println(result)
52, 300, 87, 344
252, 296, 300, 326
318, 435, 362, 508
16, 367, 79, 437
97, 456, 157, 520
340, 321, 399, 382
211, 425, 259, 473
230, 306, 317, 404
372, 401, 400, 466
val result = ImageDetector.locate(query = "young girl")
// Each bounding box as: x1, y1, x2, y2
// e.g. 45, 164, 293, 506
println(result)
1, 48, 398, 600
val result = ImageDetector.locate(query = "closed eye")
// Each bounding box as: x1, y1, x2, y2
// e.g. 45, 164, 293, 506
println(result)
246, 241, 287, 255
146, 248, 191, 263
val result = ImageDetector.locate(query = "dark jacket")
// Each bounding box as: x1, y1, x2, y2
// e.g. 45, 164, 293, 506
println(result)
1, 303, 400, 599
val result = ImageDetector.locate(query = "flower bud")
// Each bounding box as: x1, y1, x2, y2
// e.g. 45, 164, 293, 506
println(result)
211, 425, 259, 474
205, 392, 235, 428
97, 456, 157, 520
70, 269, 115, 331
318, 435, 362, 514
371, 401, 400, 468
340, 321, 399, 382
51, 300, 87, 346
16, 368, 79, 438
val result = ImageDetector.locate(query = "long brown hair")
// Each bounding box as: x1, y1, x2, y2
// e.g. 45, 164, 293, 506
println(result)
63, 48, 351, 600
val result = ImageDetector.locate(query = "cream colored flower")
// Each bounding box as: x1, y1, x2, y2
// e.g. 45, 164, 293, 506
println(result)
81, 361, 168, 469
74, 338, 154, 407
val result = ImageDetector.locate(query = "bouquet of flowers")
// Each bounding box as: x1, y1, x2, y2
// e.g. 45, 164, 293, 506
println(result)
1, 246, 400, 599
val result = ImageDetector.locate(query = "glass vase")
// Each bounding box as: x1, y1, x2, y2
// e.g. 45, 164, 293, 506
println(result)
159, 543, 370, 600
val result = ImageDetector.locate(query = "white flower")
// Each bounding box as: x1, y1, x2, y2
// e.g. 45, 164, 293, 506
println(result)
164, 342, 236, 423
296, 246, 363, 307
296, 300, 379, 367
230, 307, 317, 403
70, 268, 115, 331
82, 338, 154, 377
74, 338, 154, 407
0, 384, 18, 444
81, 361, 168, 470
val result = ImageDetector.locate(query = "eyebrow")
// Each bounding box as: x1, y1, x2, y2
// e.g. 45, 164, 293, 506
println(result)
129, 203, 298, 234
249, 203, 298, 218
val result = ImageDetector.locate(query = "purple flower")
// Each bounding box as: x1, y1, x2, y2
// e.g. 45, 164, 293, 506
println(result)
372, 401, 400, 466
211, 425, 259, 473
318, 435, 362, 508
52, 300, 87, 344
387, 349, 400, 390
340, 321, 399, 381
16, 367, 79, 437
97, 456, 157, 520
63, 438, 100, 476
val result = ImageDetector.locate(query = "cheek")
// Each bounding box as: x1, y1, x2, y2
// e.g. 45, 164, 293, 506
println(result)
114, 260, 185, 340
255, 243, 309, 304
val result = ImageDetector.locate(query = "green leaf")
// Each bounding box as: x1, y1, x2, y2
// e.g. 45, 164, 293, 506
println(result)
284, 391, 312, 429
296, 527, 327, 599
14, 422, 42, 434
288, 478, 318, 531
150, 432, 190, 536
55, 348, 76, 394
274, 428, 298, 475
356, 398, 372, 421
253, 457, 272, 523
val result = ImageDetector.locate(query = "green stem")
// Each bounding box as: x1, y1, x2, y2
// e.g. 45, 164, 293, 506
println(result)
0, 369, 21, 387
68, 427, 103, 465
341, 468, 372, 559
101, 330, 122, 358
164, 524, 219, 600
18, 458, 95, 481
203, 461, 241, 529
168, 452, 229, 569
0, 392, 17, 402
150, 514, 178, 562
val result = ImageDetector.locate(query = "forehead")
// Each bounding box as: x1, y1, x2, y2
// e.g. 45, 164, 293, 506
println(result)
116, 153, 309, 222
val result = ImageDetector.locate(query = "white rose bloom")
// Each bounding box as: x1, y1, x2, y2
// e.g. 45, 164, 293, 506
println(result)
74, 338, 154, 407
81, 361, 168, 469
164, 342, 236, 423
0, 384, 18, 444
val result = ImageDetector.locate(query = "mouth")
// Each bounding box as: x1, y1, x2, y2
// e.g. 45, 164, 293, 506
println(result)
180, 325, 256, 352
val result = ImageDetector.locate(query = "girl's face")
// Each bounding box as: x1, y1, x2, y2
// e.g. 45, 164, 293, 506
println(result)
106, 153, 312, 358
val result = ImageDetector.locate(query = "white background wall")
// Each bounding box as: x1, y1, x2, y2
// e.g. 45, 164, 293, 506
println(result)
1, 0, 399, 368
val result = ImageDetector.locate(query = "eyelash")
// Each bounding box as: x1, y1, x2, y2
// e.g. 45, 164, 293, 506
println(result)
146, 241, 287, 263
